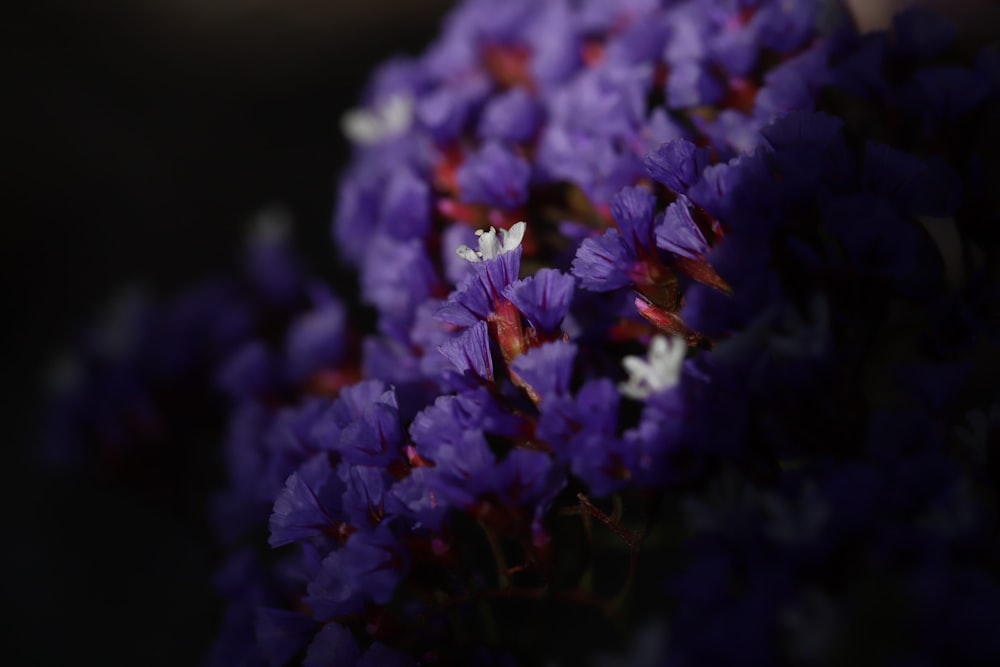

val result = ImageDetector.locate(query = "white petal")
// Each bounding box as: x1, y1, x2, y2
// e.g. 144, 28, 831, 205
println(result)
477, 227, 503, 259
501, 221, 527, 252
456, 245, 482, 263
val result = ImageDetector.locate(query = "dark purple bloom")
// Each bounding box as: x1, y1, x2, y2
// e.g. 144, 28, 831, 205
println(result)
488, 448, 566, 514
821, 193, 923, 289
255, 608, 318, 666
755, 48, 829, 116
606, 18, 668, 66
693, 109, 765, 159
862, 142, 963, 217
655, 197, 709, 260
710, 23, 761, 76
667, 60, 726, 108
302, 623, 361, 667
571, 229, 634, 292
830, 32, 890, 98
379, 167, 432, 240
244, 213, 306, 307
751, 0, 818, 54
437, 268, 495, 327
761, 110, 851, 195
535, 377, 631, 496
410, 395, 496, 467
334, 386, 404, 466
503, 268, 576, 334
610, 185, 657, 253
644, 138, 712, 195
268, 453, 345, 548
437, 320, 495, 382
901, 66, 993, 122
391, 467, 449, 531
311, 380, 390, 450
415, 77, 490, 143
477, 88, 543, 143
333, 172, 381, 266
456, 142, 531, 209
361, 235, 439, 338
217, 342, 276, 401
527, 2, 582, 89
570, 431, 636, 498
341, 464, 403, 532
438, 226, 525, 325
510, 341, 577, 400
285, 300, 348, 384
305, 524, 409, 618
687, 147, 783, 234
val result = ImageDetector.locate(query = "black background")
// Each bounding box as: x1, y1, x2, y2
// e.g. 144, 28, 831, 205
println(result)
4, 2, 451, 664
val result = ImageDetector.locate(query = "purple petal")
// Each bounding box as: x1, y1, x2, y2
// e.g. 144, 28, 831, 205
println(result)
503, 269, 576, 333
655, 197, 708, 259
571, 229, 634, 292
644, 138, 712, 194
510, 341, 577, 399
610, 185, 657, 253
437, 320, 494, 382
457, 142, 531, 209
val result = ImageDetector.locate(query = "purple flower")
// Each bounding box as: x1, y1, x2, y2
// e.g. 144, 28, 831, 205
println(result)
488, 448, 566, 515
751, 0, 819, 54
361, 235, 440, 338
456, 142, 531, 209
268, 453, 345, 548
901, 66, 993, 122
477, 88, 543, 143
655, 197, 709, 260
437, 320, 495, 382
510, 341, 577, 400
610, 185, 657, 252
415, 77, 490, 143
334, 386, 404, 466
644, 138, 712, 195
667, 60, 726, 108
285, 299, 348, 384
341, 464, 404, 532
571, 229, 634, 292
255, 608, 318, 666
305, 523, 409, 618
862, 142, 962, 217
438, 224, 525, 326
379, 167, 432, 240
216, 341, 276, 401
302, 623, 361, 667
503, 269, 576, 334
243, 212, 306, 307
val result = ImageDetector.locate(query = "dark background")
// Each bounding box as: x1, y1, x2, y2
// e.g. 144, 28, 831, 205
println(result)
3, 1, 997, 664
4, 1, 451, 664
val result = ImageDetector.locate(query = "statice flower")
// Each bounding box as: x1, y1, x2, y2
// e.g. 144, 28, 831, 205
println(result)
45, 1, 1000, 665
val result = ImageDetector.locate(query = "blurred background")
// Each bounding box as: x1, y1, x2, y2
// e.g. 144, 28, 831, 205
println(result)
4, 2, 454, 664
2, 0, 996, 664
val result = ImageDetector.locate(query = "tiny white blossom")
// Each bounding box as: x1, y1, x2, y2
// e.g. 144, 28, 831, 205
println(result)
618, 335, 686, 399
455, 221, 527, 263
341, 94, 413, 145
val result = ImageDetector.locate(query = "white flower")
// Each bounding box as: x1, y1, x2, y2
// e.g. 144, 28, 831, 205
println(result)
341, 94, 413, 145
618, 335, 686, 399
455, 221, 527, 263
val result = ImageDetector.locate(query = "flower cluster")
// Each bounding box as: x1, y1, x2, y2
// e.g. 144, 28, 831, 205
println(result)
46, 1, 1000, 665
